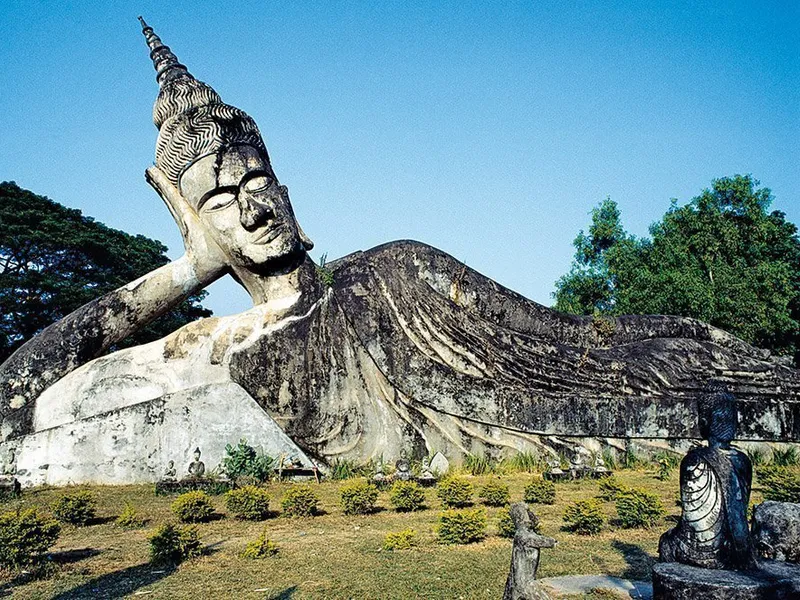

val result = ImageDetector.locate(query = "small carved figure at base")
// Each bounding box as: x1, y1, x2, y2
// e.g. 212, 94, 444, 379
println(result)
162, 460, 177, 482
394, 456, 411, 482
417, 458, 437, 487
591, 453, 611, 478
543, 459, 567, 482
502, 502, 556, 600
569, 446, 591, 480
187, 447, 206, 479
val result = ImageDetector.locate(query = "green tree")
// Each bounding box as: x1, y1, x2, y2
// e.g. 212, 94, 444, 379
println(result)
554, 175, 800, 361
0, 181, 212, 363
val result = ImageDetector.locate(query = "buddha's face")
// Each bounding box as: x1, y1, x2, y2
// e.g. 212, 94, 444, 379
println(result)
179, 144, 303, 270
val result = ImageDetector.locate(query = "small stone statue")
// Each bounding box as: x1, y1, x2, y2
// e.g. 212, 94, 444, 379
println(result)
659, 382, 758, 570
162, 460, 176, 481
569, 446, 590, 479
187, 447, 206, 479
544, 458, 565, 482
0, 448, 15, 478
372, 461, 387, 485
394, 456, 411, 481
417, 458, 437, 486
592, 452, 609, 476
503, 502, 556, 600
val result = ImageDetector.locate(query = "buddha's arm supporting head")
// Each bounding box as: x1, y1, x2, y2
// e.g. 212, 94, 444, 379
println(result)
139, 17, 313, 283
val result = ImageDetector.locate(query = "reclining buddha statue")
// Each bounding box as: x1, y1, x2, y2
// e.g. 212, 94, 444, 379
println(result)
0, 19, 797, 485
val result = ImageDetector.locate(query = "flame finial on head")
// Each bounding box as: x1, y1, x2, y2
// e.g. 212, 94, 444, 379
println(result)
138, 17, 270, 185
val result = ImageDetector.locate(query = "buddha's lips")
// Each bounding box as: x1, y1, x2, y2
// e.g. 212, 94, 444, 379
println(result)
253, 222, 284, 244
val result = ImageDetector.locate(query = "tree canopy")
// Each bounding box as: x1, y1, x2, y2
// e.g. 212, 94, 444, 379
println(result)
0, 181, 212, 363
554, 175, 800, 362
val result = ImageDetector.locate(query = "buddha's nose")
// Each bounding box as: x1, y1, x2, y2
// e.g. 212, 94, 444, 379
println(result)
239, 192, 275, 231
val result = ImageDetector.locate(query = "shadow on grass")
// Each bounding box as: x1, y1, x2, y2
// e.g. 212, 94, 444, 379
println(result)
268, 586, 297, 599
50, 548, 102, 564
49, 562, 177, 599
611, 540, 656, 581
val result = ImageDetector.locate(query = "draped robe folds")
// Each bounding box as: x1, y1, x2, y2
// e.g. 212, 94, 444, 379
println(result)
659, 445, 758, 570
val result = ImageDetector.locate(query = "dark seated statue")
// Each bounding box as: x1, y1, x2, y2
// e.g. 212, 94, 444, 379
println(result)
658, 381, 757, 570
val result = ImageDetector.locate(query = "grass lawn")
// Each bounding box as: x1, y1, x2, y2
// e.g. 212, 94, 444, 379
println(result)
0, 468, 761, 599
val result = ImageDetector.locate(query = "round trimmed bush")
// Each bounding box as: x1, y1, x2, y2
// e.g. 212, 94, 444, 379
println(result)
340, 480, 379, 515
0, 508, 60, 568
115, 502, 145, 528
281, 485, 319, 517
225, 486, 271, 520
51, 490, 97, 526
383, 528, 418, 550
171, 491, 215, 523
437, 508, 487, 544
596, 476, 628, 501
241, 528, 279, 559
479, 480, 510, 506
615, 488, 665, 528
563, 499, 605, 535
436, 477, 473, 508
149, 523, 202, 564
389, 480, 426, 512
524, 478, 556, 505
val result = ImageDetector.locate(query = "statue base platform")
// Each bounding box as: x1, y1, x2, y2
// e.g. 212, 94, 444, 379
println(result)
653, 561, 800, 600
154, 478, 232, 496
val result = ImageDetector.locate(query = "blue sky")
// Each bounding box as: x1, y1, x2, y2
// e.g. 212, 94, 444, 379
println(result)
2, 1, 798, 316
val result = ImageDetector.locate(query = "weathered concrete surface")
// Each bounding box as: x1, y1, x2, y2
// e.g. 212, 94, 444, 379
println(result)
4, 382, 309, 487
652, 561, 800, 600
752, 501, 800, 564
539, 575, 652, 599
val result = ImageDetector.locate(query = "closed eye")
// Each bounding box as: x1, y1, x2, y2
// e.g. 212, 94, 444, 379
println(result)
201, 190, 237, 212
242, 174, 272, 193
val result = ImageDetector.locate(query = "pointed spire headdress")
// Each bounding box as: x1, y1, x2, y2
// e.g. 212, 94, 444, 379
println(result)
139, 17, 271, 185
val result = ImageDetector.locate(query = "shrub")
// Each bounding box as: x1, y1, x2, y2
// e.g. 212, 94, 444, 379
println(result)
601, 448, 618, 471
654, 451, 680, 481
437, 477, 473, 508
757, 466, 800, 502
222, 439, 274, 483
498, 508, 516, 538
225, 486, 271, 520
51, 490, 97, 526
746, 447, 769, 467
615, 488, 665, 528
171, 491, 215, 523
563, 499, 605, 535
115, 502, 145, 528
389, 480, 426, 512
479, 480, 510, 507
383, 528, 418, 550
437, 508, 487, 544
0, 508, 60, 568
340, 480, 379, 515
281, 485, 319, 517
149, 523, 202, 564
524, 478, 556, 505
241, 528, 279, 559
596, 476, 628, 502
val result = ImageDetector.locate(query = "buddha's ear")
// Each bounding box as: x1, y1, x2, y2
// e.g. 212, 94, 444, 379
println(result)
145, 165, 193, 240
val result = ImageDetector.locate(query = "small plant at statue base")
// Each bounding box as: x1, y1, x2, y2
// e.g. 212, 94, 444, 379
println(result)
241, 528, 279, 559
436, 477, 474, 508
222, 439, 274, 483
615, 488, 665, 528
115, 502, 146, 528
281, 485, 319, 517
340, 480, 379, 515
389, 480, 426, 512
563, 499, 605, 535
171, 491, 215, 523
383, 528, 418, 550
437, 509, 487, 545
51, 490, 97, 526
225, 486, 271, 520
479, 480, 510, 507
524, 478, 556, 505
757, 466, 800, 502
149, 523, 202, 564
0, 508, 60, 569
596, 476, 628, 502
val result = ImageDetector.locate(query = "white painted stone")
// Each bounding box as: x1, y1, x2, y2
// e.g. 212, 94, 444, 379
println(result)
429, 451, 450, 476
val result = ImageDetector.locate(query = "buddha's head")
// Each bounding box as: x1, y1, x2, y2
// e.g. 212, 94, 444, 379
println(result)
140, 18, 312, 273
698, 381, 737, 447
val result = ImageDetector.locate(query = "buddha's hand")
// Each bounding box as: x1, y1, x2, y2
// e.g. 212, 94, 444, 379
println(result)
145, 166, 228, 281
